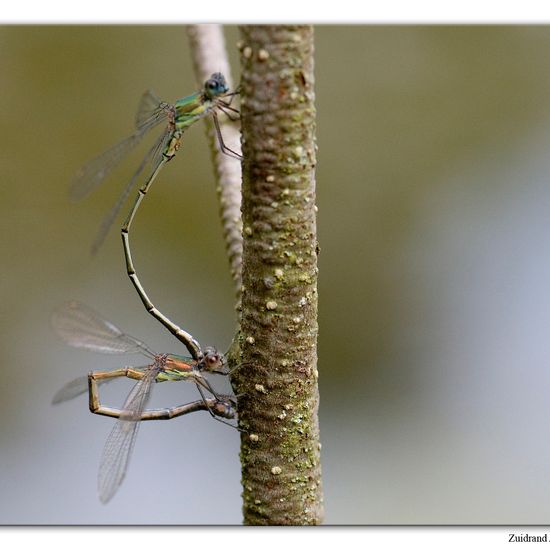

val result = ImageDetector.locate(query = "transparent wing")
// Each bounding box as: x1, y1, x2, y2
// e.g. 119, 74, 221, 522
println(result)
70, 133, 144, 202
52, 301, 156, 358
70, 93, 170, 202
135, 90, 169, 129
89, 131, 169, 255
150, 126, 174, 168
97, 366, 158, 503
52, 375, 95, 404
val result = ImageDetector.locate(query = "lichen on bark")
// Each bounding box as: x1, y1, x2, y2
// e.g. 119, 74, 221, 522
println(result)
230, 25, 324, 526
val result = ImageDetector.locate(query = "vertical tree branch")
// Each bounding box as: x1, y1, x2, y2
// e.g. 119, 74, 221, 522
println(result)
232, 25, 324, 525
187, 25, 243, 300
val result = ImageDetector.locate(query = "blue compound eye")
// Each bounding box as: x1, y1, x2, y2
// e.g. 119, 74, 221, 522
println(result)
205, 73, 228, 98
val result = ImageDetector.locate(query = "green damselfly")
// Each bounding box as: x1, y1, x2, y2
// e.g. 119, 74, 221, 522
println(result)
52, 300, 237, 503
71, 73, 240, 361
71, 72, 240, 254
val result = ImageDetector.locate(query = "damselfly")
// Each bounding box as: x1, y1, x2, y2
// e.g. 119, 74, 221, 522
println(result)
71, 73, 240, 361
52, 301, 237, 503
71, 72, 240, 255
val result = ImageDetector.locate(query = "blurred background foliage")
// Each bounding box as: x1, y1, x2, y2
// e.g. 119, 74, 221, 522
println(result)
3, 25, 550, 523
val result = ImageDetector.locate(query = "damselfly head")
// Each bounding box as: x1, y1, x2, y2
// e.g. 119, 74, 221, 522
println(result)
212, 396, 237, 420
204, 72, 229, 99
199, 346, 227, 374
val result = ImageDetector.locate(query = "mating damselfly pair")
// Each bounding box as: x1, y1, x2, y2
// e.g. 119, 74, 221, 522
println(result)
52, 301, 237, 504
53, 73, 242, 503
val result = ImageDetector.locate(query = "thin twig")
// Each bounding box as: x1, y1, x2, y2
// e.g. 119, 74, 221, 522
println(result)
187, 24, 243, 304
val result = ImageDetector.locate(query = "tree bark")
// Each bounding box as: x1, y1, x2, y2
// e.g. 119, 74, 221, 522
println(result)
231, 25, 324, 525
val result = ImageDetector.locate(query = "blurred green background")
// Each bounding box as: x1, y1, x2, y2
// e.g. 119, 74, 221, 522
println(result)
3, 25, 550, 524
